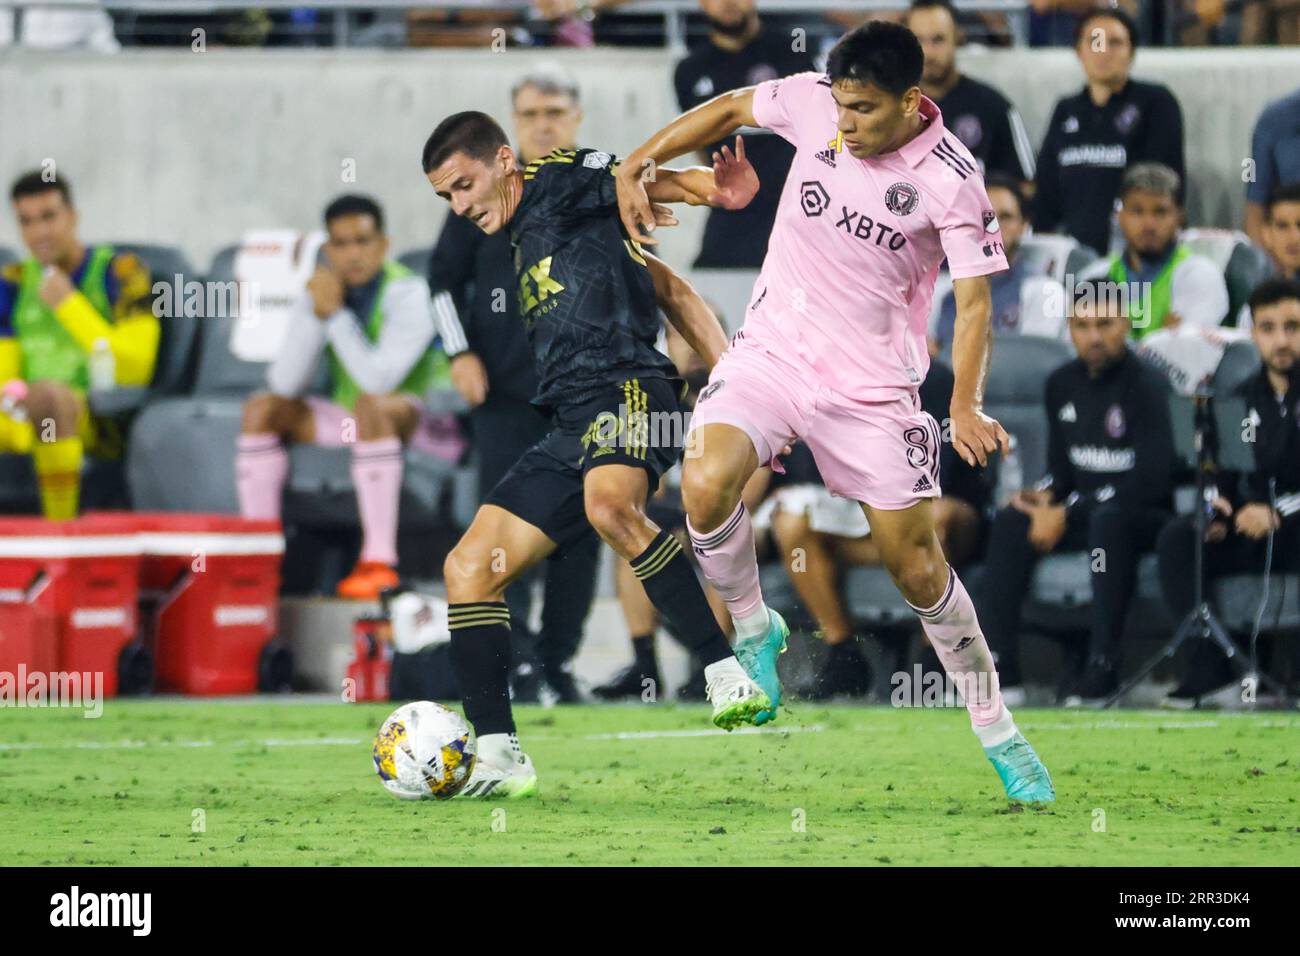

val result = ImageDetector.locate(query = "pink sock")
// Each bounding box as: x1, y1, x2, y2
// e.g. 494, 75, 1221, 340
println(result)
908, 567, 1014, 746
686, 501, 765, 632
235, 433, 288, 520
352, 437, 403, 566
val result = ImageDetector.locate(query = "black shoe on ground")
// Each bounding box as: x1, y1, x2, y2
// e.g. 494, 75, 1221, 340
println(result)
1163, 652, 1237, 709
1068, 658, 1119, 706
592, 664, 661, 701
541, 662, 582, 704
509, 661, 541, 704
804, 640, 874, 701
675, 667, 708, 702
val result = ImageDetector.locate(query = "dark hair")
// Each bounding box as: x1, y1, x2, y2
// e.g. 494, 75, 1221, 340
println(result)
10, 169, 72, 206
1265, 182, 1300, 218
1074, 3, 1139, 52
421, 111, 510, 175
907, 0, 959, 21
1118, 162, 1181, 203
826, 21, 924, 95
983, 172, 1025, 217
324, 194, 384, 233
1248, 277, 1300, 315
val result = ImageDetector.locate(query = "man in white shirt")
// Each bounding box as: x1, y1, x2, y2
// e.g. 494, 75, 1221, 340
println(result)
235, 195, 461, 600
1078, 162, 1229, 338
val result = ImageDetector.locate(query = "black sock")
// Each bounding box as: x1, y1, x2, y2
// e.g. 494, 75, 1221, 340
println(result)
631, 633, 658, 673
630, 531, 733, 667
448, 602, 515, 737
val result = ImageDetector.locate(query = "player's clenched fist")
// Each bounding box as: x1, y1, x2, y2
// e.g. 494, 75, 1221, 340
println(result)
949, 402, 1010, 468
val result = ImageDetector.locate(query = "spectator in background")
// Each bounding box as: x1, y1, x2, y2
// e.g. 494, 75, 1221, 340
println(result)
236, 195, 462, 600
974, 281, 1178, 705
931, 174, 1067, 352
1026, 0, 1140, 47
0, 172, 157, 520
1156, 278, 1300, 707
905, 0, 1035, 182
673, 0, 816, 267
1258, 183, 1300, 281
761, 359, 988, 700
0, 3, 120, 51
1079, 162, 1229, 338
427, 66, 600, 703
1033, 5, 1184, 257
1244, 86, 1300, 246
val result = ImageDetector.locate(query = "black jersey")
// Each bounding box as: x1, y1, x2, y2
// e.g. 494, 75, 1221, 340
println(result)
507, 146, 678, 410
1032, 79, 1185, 257
933, 74, 1035, 182
1042, 349, 1178, 516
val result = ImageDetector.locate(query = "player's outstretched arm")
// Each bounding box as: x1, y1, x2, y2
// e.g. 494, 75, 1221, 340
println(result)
643, 251, 728, 369
616, 87, 758, 244
948, 275, 1010, 469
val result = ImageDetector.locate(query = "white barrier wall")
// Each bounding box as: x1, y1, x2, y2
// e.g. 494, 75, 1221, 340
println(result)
0, 46, 1295, 274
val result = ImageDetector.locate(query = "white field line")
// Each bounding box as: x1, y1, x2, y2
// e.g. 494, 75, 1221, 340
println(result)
0, 715, 1295, 752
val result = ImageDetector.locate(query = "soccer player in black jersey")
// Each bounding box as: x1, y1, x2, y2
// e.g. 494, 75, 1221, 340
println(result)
422, 112, 768, 796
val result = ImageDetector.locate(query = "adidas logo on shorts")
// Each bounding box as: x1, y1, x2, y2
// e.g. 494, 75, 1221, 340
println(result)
912, 475, 933, 494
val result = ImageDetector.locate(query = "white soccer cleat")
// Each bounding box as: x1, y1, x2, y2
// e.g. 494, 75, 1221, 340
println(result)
705, 658, 772, 731
457, 733, 538, 799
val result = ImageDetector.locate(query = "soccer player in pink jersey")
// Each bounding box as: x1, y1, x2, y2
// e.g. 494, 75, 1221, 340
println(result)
615, 21, 1054, 802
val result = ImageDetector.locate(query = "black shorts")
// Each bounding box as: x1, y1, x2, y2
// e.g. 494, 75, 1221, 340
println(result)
485, 375, 687, 549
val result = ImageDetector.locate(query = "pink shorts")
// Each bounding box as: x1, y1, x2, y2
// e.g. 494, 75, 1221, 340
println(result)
687, 336, 942, 511
304, 395, 466, 463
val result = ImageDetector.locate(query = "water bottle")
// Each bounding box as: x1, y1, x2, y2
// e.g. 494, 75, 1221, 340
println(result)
997, 434, 1022, 507
89, 338, 115, 391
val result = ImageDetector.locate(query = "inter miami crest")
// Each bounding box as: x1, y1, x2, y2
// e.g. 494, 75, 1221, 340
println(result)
885, 182, 919, 216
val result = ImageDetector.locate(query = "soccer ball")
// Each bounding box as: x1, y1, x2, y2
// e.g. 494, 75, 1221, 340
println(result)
372, 701, 477, 800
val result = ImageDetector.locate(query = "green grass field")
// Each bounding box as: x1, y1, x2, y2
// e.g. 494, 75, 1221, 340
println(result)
0, 700, 1296, 866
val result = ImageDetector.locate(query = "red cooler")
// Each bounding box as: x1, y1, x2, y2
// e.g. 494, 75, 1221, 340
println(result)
0, 515, 141, 697
129, 513, 284, 695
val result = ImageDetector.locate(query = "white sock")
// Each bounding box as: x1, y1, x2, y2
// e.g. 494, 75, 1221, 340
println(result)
478, 732, 526, 765
703, 656, 747, 691
974, 707, 1018, 750
733, 604, 770, 641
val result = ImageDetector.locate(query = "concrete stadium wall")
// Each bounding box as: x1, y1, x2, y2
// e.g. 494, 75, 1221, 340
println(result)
0, 46, 1295, 275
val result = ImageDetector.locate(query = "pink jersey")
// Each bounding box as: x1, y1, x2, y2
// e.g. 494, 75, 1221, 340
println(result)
747, 71, 1008, 401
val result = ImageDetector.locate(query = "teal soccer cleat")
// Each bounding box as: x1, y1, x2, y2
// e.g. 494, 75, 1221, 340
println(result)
984, 732, 1056, 803
733, 608, 789, 726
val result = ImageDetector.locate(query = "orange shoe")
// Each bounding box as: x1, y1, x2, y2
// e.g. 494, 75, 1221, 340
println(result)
336, 561, 400, 600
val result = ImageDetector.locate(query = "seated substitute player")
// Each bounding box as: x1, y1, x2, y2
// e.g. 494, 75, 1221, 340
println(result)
422, 111, 767, 797
0, 170, 159, 520
614, 21, 1056, 802
1078, 163, 1229, 339
236, 194, 463, 599
1156, 278, 1300, 706
976, 280, 1178, 705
